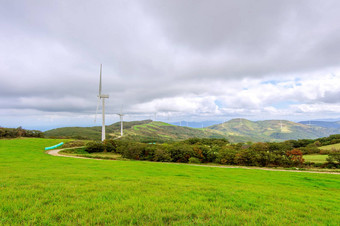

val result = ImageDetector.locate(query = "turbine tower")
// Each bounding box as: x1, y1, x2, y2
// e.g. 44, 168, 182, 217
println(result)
95, 64, 109, 141
116, 107, 124, 137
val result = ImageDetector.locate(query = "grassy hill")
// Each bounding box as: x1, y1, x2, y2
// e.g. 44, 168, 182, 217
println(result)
45, 119, 340, 143
1, 138, 339, 224
45, 120, 226, 142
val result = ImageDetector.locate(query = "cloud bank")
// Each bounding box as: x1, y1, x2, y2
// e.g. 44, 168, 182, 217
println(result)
1, 0, 340, 129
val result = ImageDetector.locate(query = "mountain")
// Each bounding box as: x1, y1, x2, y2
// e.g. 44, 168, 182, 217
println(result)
299, 121, 340, 129
209, 119, 340, 142
44, 120, 226, 142
169, 121, 222, 128
44, 119, 340, 143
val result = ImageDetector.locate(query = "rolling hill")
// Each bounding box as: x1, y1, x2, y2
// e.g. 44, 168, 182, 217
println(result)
44, 119, 340, 143
44, 120, 226, 142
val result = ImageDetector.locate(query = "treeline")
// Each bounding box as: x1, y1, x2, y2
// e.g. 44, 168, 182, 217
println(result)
0, 127, 44, 138
83, 136, 340, 168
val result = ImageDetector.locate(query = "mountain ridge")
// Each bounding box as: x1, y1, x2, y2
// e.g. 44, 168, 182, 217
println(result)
44, 119, 340, 143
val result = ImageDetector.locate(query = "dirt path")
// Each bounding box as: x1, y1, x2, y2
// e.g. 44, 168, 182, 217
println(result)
46, 148, 340, 175
46, 148, 103, 160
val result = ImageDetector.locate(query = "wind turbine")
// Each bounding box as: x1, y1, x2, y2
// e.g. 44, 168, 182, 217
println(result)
116, 106, 124, 137
280, 120, 283, 131
95, 64, 109, 141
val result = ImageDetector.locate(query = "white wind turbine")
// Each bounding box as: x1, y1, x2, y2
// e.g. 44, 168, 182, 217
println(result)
116, 106, 124, 137
95, 64, 109, 141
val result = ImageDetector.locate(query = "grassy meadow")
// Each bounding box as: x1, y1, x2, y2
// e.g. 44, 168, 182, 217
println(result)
303, 155, 328, 163
319, 142, 340, 150
1, 138, 340, 225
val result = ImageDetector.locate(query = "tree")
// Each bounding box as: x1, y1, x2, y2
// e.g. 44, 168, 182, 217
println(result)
286, 149, 304, 166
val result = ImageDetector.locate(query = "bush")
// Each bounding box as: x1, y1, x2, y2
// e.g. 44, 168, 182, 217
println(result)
153, 149, 171, 162
85, 142, 105, 153
168, 144, 194, 163
121, 143, 143, 160
235, 149, 257, 166
63, 140, 86, 148
300, 144, 319, 154
103, 139, 117, 152
286, 149, 304, 166
217, 147, 237, 165
61, 148, 88, 154
326, 150, 340, 164
188, 157, 200, 164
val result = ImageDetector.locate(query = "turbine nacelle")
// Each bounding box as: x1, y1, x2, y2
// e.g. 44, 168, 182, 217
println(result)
98, 94, 109, 99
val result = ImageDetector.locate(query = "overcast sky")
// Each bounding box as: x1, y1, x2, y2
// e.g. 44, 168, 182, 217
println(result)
1, 0, 340, 130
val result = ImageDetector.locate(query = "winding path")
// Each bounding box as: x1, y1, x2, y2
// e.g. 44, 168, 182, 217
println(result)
46, 148, 102, 160
46, 148, 340, 174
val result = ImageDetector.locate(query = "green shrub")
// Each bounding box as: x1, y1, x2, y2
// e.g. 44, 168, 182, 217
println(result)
103, 139, 117, 152
61, 148, 88, 154
85, 142, 105, 153
153, 149, 172, 162
188, 157, 200, 164
300, 144, 320, 154
121, 143, 146, 160
63, 140, 86, 148
168, 144, 194, 163
326, 150, 340, 164
217, 147, 237, 165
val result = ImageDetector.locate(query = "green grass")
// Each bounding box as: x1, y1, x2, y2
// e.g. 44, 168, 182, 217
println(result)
1, 138, 340, 225
320, 143, 340, 150
304, 154, 328, 163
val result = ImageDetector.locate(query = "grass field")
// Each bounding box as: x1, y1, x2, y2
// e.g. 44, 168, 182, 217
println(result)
304, 155, 328, 163
1, 138, 340, 225
320, 143, 340, 150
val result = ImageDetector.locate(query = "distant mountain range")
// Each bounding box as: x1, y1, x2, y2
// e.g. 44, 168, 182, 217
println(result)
299, 120, 340, 129
169, 121, 222, 128
44, 119, 340, 143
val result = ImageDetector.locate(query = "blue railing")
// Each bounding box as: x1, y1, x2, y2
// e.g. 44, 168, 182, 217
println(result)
45, 142, 64, 150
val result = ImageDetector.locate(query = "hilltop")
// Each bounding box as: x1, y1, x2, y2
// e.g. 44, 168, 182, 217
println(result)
44, 119, 340, 143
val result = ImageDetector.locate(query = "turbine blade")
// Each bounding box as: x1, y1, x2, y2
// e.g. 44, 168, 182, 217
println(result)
99, 64, 102, 96
94, 97, 100, 122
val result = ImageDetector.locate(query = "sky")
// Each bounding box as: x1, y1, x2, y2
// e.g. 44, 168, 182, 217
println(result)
1, 0, 340, 130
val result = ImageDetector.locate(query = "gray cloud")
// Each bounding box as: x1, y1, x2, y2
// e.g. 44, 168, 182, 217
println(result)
1, 0, 340, 128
